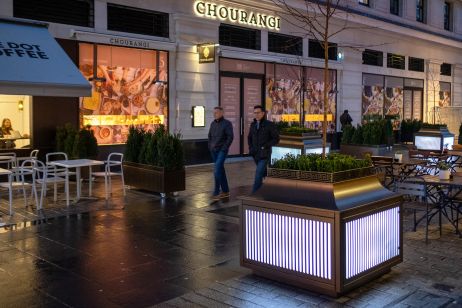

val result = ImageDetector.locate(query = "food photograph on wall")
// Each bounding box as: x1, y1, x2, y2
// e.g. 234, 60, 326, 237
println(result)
362, 85, 384, 118
79, 43, 168, 145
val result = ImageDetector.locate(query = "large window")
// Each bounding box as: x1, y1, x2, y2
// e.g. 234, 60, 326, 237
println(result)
219, 24, 261, 50
444, 2, 452, 31
387, 53, 405, 70
309, 40, 337, 60
268, 33, 303, 56
362, 49, 383, 67
79, 43, 168, 145
441, 63, 452, 76
416, 0, 425, 23
439, 82, 451, 107
265, 64, 337, 133
408, 57, 424, 72
390, 0, 400, 15
13, 0, 94, 27
107, 3, 169, 38
0, 95, 32, 149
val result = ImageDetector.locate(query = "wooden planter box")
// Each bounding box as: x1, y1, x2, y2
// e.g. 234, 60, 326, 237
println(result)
340, 144, 389, 158
240, 174, 403, 297
123, 161, 185, 194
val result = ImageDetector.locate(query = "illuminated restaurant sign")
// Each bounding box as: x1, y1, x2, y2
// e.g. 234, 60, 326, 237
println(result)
194, 1, 281, 31
197, 43, 215, 63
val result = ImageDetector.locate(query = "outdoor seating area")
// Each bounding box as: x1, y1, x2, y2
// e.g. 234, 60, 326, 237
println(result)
0, 150, 125, 219
370, 149, 462, 243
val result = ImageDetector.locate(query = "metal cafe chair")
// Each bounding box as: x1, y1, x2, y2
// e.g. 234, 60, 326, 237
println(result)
0, 152, 17, 169
0, 159, 38, 215
91, 153, 125, 200
34, 160, 70, 209
16, 149, 39, 166
371, 155, 394, 188
394, 176, 440, 243
45, 152, 76, 177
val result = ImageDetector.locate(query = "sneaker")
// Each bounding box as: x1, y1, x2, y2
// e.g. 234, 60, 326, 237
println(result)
220, 192, 230, 198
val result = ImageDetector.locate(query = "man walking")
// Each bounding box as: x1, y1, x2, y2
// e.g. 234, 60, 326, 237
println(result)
208, 106, 234, 200
248, 105, 279, 193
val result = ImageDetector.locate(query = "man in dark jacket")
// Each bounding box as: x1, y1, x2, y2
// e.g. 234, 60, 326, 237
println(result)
208, 106, 234, 199
340, 109, 353, 130
248, 105, 280, 193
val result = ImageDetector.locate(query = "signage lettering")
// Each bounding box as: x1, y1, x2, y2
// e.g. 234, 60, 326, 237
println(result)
109, 38, 150, 48
0, 41, 48, 59
194, 1, 281, 31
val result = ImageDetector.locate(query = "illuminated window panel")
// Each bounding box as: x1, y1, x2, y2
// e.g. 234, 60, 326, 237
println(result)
245, 209, 332, 280
345, 207, 400, 279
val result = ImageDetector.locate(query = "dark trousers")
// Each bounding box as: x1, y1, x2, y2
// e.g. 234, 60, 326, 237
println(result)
211, 150, 229, 195
252, 158, 268, 193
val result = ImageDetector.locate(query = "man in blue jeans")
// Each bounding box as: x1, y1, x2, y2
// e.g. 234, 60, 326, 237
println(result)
248, 105, 280, 193
208, 107, 234, 200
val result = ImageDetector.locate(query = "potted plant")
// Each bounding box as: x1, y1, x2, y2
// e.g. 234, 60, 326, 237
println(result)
123, 125, 185, 197
340, 120, 389, 157
394, 150, 403, 163
438, 161, 451, 180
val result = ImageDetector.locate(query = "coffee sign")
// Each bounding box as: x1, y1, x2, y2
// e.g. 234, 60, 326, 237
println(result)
194, 0, 280, 31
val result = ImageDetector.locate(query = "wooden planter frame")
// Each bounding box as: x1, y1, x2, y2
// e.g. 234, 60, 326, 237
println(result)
123, 161, 185, 194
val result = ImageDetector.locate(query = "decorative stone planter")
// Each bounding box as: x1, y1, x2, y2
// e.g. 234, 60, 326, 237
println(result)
123, 161, 185, 196
240, 170, 403, 297
340, 144, 389, 158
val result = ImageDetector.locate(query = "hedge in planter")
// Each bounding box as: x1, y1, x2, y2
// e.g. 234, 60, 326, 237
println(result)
55, 124, 98, 159
123, 125, 185, 195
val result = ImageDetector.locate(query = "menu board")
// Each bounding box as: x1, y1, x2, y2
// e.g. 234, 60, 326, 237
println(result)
403, 90, 412, 120
220, 77, 240, 155
412, 90, 422, 120
244, 78, 262, 154
192, 106, 205, 127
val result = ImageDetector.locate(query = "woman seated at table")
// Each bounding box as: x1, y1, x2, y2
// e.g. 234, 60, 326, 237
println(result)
1, 118, 21, 149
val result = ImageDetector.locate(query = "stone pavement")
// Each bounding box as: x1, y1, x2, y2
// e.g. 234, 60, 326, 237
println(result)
0, 160, 461, 307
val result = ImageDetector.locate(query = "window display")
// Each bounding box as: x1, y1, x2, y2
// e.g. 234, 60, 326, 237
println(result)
79, 43, 168, 145
265, 64, 337, 132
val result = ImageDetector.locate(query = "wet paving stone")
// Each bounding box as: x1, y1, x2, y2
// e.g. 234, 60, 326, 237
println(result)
0, 161, 462, 307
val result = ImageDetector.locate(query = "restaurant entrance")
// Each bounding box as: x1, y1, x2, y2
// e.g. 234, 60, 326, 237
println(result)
219, 73, 264, 156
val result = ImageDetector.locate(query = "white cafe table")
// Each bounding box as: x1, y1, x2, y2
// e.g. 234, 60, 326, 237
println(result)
0, 168, 13, 215
48, 159, 104, 202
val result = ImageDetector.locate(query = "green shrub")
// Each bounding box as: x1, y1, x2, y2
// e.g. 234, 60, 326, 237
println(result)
459, 123, 462, 144
351, 125, 363, 145
421, 123, 447, 129
55, 123, 98, 159
281, 126, 318, 134
125, 126, 145, 163
271, 153, 372, 172
341, 125, 355, 144
124, 125, 184, 171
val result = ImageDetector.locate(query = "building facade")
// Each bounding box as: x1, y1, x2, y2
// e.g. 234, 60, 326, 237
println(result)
0, 0, 461, 162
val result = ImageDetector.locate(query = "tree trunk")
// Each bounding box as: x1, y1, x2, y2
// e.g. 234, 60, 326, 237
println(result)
322, 1, 330, 159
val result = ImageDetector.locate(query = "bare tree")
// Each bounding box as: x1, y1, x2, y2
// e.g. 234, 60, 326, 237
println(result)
271, 0, 380, 157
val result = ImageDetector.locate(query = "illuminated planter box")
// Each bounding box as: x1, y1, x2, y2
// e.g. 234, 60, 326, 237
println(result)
240, 175, 403, 297
414, 127, 454, 151
340, 144, 389, 158
271, 133, 330, 162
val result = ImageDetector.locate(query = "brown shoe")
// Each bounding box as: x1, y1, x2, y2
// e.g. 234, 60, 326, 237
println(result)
220, 192, 230, 198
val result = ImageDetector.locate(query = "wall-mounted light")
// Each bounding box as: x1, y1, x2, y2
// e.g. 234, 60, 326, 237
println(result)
18, 100, 24, 111
337, 50, 344, 61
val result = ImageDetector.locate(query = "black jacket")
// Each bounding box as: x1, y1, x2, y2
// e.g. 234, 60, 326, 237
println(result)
248, 119, 280, 160
340, 112, 353, 129
208, 117, 234, 152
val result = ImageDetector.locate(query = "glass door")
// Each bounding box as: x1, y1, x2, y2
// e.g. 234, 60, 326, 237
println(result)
403, 88, 423, 120
220, 76, 241, 155
243, 78, 262, 154
220, 74, 264, 155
